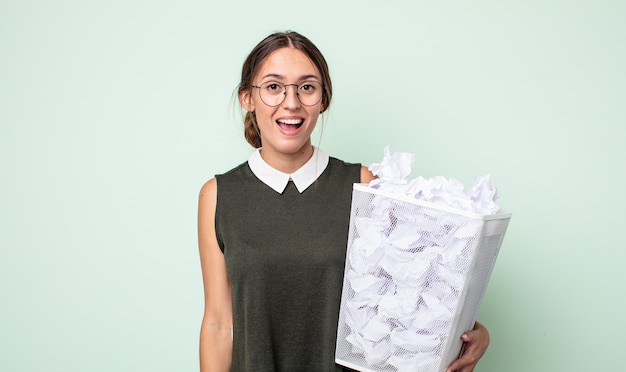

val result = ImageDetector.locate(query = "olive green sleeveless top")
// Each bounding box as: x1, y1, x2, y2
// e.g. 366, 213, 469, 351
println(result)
215, 157, 360, 372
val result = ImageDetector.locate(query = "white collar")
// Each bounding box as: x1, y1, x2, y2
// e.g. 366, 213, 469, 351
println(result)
248, 147, 330, 194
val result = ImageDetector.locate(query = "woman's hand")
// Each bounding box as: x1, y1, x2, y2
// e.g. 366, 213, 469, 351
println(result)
445, 321, 490, 372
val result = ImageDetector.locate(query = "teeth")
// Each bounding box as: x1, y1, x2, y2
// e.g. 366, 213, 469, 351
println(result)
278, 119, 303, 125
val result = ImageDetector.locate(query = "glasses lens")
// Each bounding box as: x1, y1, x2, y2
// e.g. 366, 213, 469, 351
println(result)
297, 82, 323, 106
259, 82, 285, 106
259, 81, 323, 107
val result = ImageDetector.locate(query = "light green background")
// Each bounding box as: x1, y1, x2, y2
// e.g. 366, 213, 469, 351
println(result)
1, 1, 624, 371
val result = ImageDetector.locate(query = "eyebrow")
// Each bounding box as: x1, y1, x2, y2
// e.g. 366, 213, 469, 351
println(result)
261, 73, 320, 81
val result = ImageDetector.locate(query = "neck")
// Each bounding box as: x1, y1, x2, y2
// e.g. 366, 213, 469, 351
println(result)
260, 144, 314, 174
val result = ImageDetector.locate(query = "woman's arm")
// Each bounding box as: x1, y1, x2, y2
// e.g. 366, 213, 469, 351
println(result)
198, 178, 233, 372
360, 166, 376, 183
445, 321, 490, 372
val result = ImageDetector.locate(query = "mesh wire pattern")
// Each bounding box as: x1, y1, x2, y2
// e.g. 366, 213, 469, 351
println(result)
335, 185, 510, 372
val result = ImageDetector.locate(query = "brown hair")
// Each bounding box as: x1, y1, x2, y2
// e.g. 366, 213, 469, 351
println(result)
238, 31, 333, 148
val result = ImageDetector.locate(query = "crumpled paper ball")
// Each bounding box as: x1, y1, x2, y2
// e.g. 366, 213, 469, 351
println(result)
340, 146, 504, 371
368, 145, 501, 215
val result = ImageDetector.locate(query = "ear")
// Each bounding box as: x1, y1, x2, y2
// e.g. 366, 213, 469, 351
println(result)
239, 90, 255, 112
320, 95, 328, 113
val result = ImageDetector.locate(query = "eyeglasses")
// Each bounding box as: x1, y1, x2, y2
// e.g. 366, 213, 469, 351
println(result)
251, 81, 324, 107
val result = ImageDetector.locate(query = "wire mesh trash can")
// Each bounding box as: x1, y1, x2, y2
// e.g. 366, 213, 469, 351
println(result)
335, 184, 511, 372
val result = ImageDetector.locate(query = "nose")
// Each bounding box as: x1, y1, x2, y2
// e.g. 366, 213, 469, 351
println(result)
282, 84, 301, 109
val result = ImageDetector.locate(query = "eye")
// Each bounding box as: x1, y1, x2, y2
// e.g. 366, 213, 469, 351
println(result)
264, 82, 283, 94
299, 82, 319, 94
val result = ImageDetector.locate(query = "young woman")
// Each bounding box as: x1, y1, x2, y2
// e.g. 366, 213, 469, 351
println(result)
198, 31, 490, 372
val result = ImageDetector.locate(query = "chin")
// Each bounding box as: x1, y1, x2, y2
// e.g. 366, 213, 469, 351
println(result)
267, 140, 312, 155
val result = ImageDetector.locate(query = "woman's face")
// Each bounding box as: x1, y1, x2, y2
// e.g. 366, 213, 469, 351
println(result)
241, 47, 323, 160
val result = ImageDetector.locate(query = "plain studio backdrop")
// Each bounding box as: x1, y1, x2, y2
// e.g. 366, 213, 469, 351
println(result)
1, 1, 624, 371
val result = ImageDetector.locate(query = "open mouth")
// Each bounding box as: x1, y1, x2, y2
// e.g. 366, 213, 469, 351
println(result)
276, 118, 304, 133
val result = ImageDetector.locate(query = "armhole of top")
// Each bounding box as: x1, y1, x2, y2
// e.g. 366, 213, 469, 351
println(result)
214, 175, 226, 254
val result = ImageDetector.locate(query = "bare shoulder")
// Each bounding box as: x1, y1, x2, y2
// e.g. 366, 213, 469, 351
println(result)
197, 177, 220, 254
198, 178, 218, 224
199, 178, 217, 204
360, 166, 377, 183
